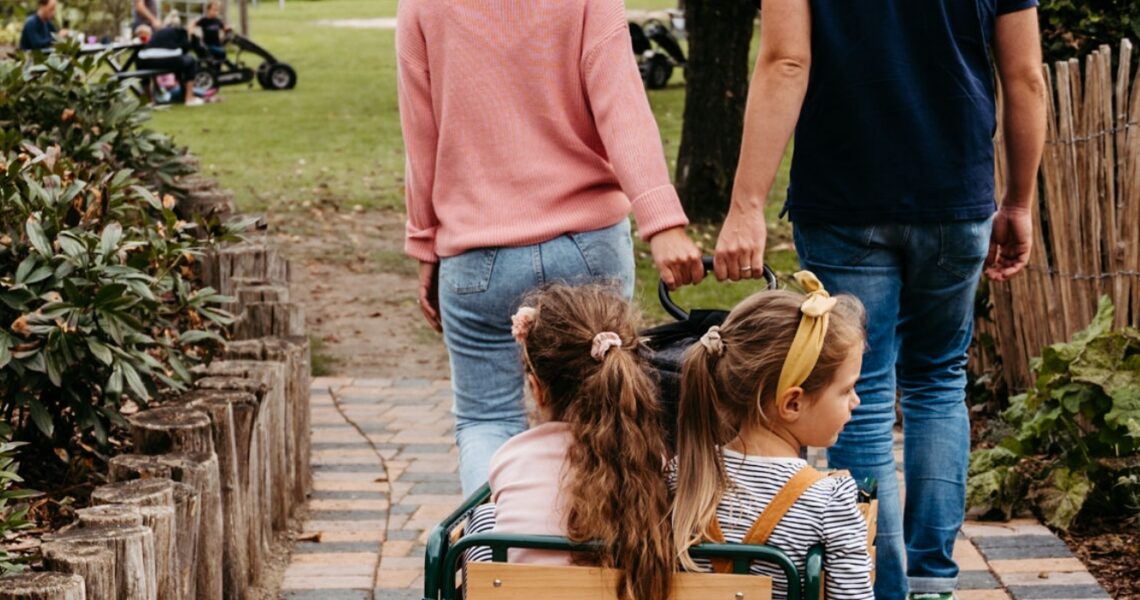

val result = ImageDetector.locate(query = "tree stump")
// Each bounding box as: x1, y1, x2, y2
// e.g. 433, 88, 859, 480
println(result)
90, 479, 177, 600
233, 302, 305, 340
128, 407, 215, 456
170, 482, 201, 600
194, 376, 270, 583
226, 337, 312, 506
181, 390, 251, 599
200, 361, 290, 531
202, 243, 289, 300
108, 454, 223, 600
75, 504, 143, 528
0, 572, 86, 600
47, 525, 156, 600
41, 542, 116, 599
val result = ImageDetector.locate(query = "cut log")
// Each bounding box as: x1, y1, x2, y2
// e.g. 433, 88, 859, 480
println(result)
0, 572, 86, 600
90, 479, 177, 600
108, 454, 223, 600
48, 525, 156, 600
181, 390, 251, 599
170, 482, 201, 600
233, 280, 289, 304
41, 542, 116, 599
193, 376, 270, 583
200, 361, 289, 531
75, 504, 143, 528
225, 337, 312, 506
233, 302, 305, 340
129, 407, 214, 456
202, 243, 289, 300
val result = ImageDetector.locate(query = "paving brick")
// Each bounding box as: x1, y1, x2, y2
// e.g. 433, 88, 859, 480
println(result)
374, 589, 424, 600
379, 556, 423, 570
291, 552, 377, 565
393, 379, 431, 388
310, 530, 387, 543
353, 378, 393, 388
396, 471, 460, 483
312, 479, 387, 493
286, 562, 375, 577
953, 541, 990, 571
408, 481, 462, 495
990, 558, 1087, 575
313, 463, 387, 474
380, 540, 416, 558
980, 544, 1077, 561
959, 569, 1001, 590
280, 575, 374, 590
310, 489, 387, 501
386, 529, 421, 541
963, 520, 1054, 538
973, 535, 1071, 550
375, 568, 420, 588
309, 498, 391, 512
312, 442, 375, 451
999, 571, 1100, 587
1006, 585, 1111, 599
281, 590, 371, 599
958, 590, 1013, 600
304, 520, 389, 532
295, 541, 381, 554
309, 510, 390, 522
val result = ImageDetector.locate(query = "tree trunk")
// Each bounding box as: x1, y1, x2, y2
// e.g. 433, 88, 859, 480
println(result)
41, 542, 117, 599
75, 504, 143, 528
128, 407, 215, 456
48, 525, 157, 600
182, 389, 254, 600
0, 573, 86, 600
90, 479, 177, 600
675, 0, 757, 222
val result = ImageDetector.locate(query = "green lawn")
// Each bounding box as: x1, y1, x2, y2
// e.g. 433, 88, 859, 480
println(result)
150, 0, 796, 322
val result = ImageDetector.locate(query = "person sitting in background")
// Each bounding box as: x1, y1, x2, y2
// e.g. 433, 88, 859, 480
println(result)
19, 0, 63, 51
193, 0, 229, 60
136, 12, 203, 107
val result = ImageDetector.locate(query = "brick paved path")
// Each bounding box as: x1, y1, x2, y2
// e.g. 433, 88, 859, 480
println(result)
279, 378, 1112, 600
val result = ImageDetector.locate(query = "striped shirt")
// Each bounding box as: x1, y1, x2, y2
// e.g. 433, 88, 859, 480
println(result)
668, 451, 874, 600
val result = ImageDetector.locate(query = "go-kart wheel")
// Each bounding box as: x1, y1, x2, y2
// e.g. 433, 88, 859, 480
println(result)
256, 62, 272, 88
265, 63, 297, 90
646, 54, 672, 89
194, 69, 218, 91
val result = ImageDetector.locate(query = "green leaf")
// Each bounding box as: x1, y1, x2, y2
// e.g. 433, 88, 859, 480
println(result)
85, 338, 113, 365
178, 330, 224, 345
24, 215, 52, 257
1031, 467, 1092, 531
99, 222, 122, 257
27, 399, 53, 438
120, 359, 149, 401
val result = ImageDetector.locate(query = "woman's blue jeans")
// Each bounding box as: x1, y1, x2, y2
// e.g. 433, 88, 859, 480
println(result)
793, 217, 992, 598
439, 219, 635, 495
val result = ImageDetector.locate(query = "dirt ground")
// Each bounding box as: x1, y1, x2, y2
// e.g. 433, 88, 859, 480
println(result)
266, 204, 450, 379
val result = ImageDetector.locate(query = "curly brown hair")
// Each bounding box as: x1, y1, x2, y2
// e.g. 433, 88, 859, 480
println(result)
519, 284, 675, 600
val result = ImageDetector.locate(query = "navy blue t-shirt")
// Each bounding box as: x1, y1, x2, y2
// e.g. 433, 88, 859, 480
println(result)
784, 0, 1038, 224
19, 14, 57, 51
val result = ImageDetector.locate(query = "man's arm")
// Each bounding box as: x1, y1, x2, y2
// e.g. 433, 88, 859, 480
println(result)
135, 0, 160, 27
20, 17, 55, 50
714, 0, 811, 281
986, 7, 1046, 281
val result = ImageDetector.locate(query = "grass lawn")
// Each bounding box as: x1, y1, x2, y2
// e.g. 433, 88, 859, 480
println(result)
149, 0, 796, 322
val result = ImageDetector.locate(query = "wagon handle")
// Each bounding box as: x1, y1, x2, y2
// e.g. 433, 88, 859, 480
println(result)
658, 256, 778, 321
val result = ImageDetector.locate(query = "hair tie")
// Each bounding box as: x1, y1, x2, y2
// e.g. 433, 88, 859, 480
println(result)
699, 326, 724, 357
591, 332, 623, 361
775, 271, 838, 398
511, 307, 537, 344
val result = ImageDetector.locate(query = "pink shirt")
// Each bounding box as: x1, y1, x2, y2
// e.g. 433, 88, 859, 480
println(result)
396, 0, 689, 263
487, 422, 574, 565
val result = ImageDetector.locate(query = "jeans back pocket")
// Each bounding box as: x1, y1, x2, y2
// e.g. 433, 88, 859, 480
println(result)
441, 249, 498, 294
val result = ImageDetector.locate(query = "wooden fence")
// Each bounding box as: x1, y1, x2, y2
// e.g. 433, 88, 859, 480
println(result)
976, 40, 1140, 391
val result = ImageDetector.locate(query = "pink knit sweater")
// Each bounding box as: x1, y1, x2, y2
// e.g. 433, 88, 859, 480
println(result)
397, 0, 688, 263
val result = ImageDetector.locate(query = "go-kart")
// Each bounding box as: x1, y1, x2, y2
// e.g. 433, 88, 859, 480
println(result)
193, 32, 296, 91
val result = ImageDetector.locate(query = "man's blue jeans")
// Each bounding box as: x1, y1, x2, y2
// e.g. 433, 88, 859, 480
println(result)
793, 218, 992, 598
439, 219, 635, 495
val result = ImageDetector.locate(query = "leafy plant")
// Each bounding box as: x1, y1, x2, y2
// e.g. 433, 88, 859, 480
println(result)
0, 420, 39, 576
968, 297, 1140, 531
1038, 0, 1140, 64
0, 43, 238, 451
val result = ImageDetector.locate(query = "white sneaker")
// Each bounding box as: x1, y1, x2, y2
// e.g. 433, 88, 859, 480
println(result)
185, 97, 205, 107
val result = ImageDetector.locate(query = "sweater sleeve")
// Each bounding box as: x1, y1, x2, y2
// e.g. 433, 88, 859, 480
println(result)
820, 477, 875, 600
581, 1, 688, 240
20, 17, 55, 51
396, 4, 441, 263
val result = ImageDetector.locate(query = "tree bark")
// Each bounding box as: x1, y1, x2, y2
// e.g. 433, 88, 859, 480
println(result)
41, 542, 117, 600
48, 525, 157, 600
675, 0, 758, 222
75, 504, 143, 528
128, 407, 215, 456
0, 573, 86, 600
90, 479, 177, 600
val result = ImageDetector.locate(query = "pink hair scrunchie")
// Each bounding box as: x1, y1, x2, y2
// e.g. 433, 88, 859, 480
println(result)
591, 332, 623, 361
511, 307, 537, 344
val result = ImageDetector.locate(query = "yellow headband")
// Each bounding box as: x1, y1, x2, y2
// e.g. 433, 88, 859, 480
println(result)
775, 271, 838, 400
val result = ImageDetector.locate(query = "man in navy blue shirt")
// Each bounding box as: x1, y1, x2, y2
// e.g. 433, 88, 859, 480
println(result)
714, 1, 1046, 598
19, 0, 59, 51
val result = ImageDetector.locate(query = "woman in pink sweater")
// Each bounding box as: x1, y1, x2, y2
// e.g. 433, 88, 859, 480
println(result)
397, 0, 703, 494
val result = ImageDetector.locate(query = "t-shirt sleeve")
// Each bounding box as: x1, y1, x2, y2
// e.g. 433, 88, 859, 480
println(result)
820, 477, 874, 599
462, 503, 497, 564
996, 0, 1038, 15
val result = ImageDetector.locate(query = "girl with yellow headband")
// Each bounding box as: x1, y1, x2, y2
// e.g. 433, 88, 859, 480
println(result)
671, 272, 874, 599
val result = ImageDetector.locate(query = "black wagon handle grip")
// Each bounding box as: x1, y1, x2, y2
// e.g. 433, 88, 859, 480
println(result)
658, 257, 778, 321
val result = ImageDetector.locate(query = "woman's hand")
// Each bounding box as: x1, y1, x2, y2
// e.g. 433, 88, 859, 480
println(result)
714, 207, 767, 281
418, 261, 442, 332
649, 227, 705, 290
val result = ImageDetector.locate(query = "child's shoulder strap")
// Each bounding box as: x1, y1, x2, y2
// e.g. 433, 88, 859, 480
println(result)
708, 464, 824, 574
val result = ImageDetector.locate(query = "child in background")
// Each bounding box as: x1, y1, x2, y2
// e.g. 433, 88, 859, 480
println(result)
467, 284, 675, 600
671, 271, 874, 599
193, 0, 229, 60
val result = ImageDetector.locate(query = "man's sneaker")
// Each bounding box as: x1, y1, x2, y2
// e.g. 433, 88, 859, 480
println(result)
909, 594, 956, 600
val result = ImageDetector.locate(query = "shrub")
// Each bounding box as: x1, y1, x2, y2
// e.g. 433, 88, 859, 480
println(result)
967, 297, 1140, 531
0, 420, 38, 576
0, 44, 238, 450
1038, 0, 1140, 64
